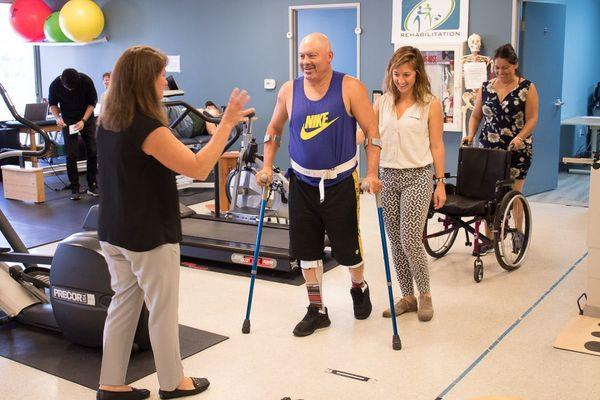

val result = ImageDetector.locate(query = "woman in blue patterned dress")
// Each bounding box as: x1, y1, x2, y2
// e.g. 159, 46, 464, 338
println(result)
463, 44, 539, 254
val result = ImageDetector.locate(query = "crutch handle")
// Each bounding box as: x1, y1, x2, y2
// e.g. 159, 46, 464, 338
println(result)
360, 182, 382, 208
260, 175, 269, 201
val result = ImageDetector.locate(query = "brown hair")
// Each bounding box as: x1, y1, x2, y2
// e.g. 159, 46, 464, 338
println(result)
102, 71, 111, 79
100, 46, 168, 132
493, 43, 518, 65
383, 46, 432, 105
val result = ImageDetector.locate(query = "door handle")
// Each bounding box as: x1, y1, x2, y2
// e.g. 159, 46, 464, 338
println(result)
554, 99, 565, 107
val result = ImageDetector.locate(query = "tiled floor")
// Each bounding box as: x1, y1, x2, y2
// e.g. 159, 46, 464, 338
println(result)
1, 196, 598, 400
527, 171, 589, 207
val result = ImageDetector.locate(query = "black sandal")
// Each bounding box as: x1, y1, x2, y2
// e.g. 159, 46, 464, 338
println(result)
96, 387, 150, 400
159, 377, 210, 399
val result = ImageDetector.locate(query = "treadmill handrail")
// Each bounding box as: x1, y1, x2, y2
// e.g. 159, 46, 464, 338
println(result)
163, 99, 241, 152
0, 82, 52, 161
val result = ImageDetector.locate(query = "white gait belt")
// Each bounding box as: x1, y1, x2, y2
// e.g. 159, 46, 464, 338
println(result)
291, 155, 357, 203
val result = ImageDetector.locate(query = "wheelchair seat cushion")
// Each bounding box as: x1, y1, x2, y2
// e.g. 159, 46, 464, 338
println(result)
438, 193, 488, 217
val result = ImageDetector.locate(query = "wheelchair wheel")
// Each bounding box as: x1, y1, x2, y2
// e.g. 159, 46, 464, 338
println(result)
423, 211, 459, 258
493, 190, 532, 271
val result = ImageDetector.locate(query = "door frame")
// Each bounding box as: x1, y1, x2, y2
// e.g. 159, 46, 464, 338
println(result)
288, 3, 362, 80
511, 0, 522, 50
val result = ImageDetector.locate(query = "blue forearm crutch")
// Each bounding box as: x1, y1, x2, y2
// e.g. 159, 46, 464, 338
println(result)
362, 182, 402, 350
242, 176, 269, 334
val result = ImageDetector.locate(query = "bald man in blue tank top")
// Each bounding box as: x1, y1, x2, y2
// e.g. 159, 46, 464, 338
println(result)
257, 33, 382, 337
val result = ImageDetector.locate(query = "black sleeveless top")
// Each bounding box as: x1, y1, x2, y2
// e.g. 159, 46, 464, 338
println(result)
97, 113, 181, 252
479, 79, 532, 150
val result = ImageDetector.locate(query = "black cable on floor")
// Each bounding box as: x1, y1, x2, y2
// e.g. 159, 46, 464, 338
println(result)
39, 156, 70, 191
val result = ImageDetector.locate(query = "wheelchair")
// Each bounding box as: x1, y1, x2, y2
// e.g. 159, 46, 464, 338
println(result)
422, 146, 532, 282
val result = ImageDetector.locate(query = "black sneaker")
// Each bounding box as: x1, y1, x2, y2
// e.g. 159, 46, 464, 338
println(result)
87, 184, 99, 197
472, 241, 494, 256
292, 304, 331, 337
350, 282, 372, 320
70, 188, 81, 201
512, 231, 525, 254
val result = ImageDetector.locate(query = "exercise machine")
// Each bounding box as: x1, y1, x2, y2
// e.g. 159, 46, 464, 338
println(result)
177, 106, 302, 272
223, 112, 289, 222
0, 82, 150, 349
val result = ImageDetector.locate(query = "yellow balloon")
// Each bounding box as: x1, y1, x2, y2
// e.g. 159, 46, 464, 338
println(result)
59, 0, 105, 43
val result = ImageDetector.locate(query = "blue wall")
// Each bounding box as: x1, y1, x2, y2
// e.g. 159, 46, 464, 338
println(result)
38, 0, 513, 174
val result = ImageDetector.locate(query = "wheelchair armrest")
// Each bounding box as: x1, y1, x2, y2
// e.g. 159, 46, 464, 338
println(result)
495, 179, 514, 189
444, 183, 456, 195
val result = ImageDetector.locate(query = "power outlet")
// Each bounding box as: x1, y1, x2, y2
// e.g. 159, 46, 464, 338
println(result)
264, 79, 276, 90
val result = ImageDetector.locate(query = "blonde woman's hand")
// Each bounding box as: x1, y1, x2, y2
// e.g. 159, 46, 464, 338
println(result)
433, 183, 446, 210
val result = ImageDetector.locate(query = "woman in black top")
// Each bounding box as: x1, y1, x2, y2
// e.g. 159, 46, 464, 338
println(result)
96, 45, 252, 400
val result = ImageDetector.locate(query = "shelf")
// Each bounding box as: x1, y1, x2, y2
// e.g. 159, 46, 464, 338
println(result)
27, 36, 109, 47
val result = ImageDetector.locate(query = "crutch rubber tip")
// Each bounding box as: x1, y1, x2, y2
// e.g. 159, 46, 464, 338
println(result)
242, 319, 251, 334
392, 335, 402, 350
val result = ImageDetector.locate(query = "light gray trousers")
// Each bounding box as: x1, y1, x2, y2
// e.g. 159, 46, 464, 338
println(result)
99, 241, 184, 391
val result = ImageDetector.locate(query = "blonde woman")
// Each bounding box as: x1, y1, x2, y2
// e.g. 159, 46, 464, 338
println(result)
376, 46, 446, 321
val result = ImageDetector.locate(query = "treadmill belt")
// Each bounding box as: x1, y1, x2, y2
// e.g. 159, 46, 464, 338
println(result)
182, 218, 289, 249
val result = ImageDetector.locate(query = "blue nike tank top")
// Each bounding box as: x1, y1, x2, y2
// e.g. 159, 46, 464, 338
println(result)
289, 71, 357, 187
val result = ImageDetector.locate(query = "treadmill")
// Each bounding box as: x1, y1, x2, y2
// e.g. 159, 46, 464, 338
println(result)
169, 101, 300, 272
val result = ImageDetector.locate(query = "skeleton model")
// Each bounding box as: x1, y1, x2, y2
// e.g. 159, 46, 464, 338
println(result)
461, 33, 492, 138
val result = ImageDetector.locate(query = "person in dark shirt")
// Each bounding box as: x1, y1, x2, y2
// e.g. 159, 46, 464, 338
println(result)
96, 45, 252, 400
48, 68, 98, 200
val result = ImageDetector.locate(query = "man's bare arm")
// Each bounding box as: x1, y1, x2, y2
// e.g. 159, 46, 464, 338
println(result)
262, 81, 291, 173
346, 77, 380, 179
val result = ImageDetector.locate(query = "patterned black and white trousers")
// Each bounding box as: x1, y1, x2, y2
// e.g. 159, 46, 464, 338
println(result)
381, 166, 433, 296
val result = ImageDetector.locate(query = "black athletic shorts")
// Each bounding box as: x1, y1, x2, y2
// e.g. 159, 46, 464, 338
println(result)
289, 171, 363, 266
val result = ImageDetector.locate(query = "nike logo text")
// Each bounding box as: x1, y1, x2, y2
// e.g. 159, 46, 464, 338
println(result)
300, 112, 339, 140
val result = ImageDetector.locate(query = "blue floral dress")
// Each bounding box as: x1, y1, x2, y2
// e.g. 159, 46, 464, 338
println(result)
479, 78, 533, 179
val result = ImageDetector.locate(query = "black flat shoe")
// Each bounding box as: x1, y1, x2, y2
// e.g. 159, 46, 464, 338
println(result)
96, 387, 150, 400
159, 377, 210, 399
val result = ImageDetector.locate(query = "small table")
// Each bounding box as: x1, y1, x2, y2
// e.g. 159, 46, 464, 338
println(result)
561, 116, 600, 157
2, 119, 61, 167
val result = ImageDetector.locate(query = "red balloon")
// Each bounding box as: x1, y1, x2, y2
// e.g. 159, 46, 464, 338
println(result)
9, 0, 52, 41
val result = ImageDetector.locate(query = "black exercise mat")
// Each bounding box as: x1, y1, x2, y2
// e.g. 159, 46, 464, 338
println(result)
0, 322, 227, 390
181, 253, 338, 286
0, 174, 99, 249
